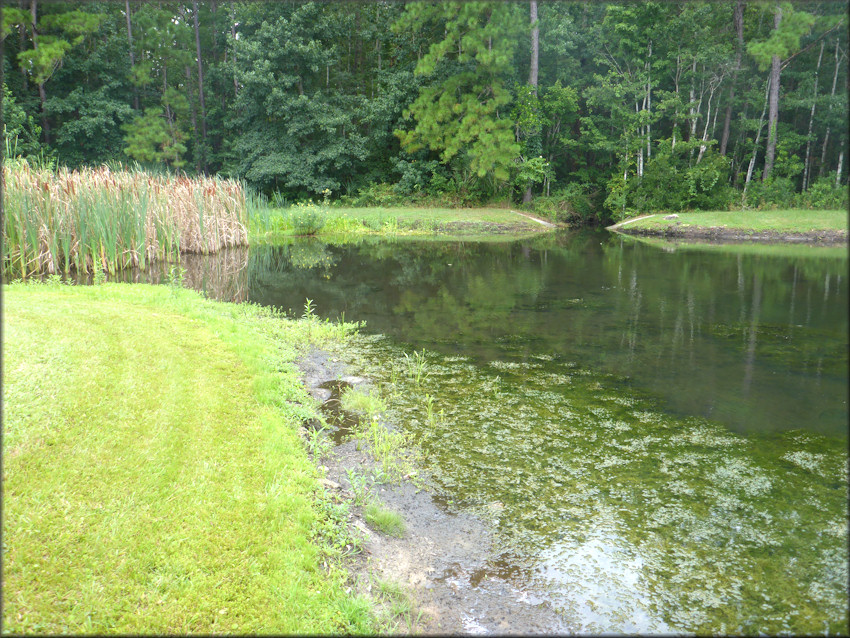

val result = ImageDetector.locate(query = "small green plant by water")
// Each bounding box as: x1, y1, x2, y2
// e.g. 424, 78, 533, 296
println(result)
345, 469, 372, 506
363, 501, 405, 538
403, 349, 429, 386
306, 423, 333, 460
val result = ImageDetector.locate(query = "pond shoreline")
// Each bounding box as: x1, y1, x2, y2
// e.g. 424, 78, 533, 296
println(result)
610, 224, 848, 245
297, 347, 570, 634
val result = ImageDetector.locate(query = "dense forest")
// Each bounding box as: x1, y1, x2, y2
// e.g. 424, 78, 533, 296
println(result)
2, 1, 848, 222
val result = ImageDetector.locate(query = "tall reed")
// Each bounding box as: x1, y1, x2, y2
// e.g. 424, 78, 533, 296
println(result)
2, 162, 249, 277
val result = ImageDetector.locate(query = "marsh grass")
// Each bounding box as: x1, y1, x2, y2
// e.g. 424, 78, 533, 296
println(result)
3, 162, 249, 277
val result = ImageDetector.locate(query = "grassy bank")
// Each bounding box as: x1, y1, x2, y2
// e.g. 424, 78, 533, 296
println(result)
249, 203, 551, 241
3, 162, 248, 277
2, 281, 373, 633
616, 232, 849, 259
610, 209, 848, 234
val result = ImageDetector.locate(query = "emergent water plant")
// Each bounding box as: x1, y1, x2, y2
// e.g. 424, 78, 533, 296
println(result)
3, 162, 249, 277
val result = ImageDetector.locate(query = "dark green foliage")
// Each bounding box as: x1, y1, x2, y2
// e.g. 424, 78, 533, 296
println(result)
3, 1, 847, 219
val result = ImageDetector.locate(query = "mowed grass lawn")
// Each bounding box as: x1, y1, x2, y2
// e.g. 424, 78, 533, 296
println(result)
2, 282, 371, 633
615, 208, 848, 232
328, 206, 532, 228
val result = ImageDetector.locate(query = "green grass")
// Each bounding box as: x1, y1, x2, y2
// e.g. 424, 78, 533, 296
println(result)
362, 502, 406, 538
250, 204, 549, 242
329, 206, 539, 227
617, 232, 849, 259
2, 281, 372, 633
340, 387, 386, 418
613, 209, 848, 233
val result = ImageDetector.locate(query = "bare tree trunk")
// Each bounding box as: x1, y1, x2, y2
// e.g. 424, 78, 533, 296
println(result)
762, 5, 782, 181
672, 53, 681, 150
185, 66, 199, 171
522, 0, 539, 205
636, 101, 644, 178
29, 0, 50, 145
230, 7, 238, 97
744, 74, 771, 193
688, 58, 698, 141
125, 0, 140, 110
802, 40, 825, 191
192, 0, 208, 173
646, 40, 652, 160
697, 83, 717, 164
720, 0, 744, 156
819, 38, 841, 177
835, 150, 844, 187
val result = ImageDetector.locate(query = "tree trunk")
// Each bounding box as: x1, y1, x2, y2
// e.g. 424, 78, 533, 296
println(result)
802, 40, 824, 191
29, 0, 50, 145
744, 74, 771, 193
192, 0, 208, 173
528, 0, 538, 91
720, 0, 744, 156
819, 37, 840, 177
522, 0, 539, 205
125, 0, 139, 110
762, 5, 782, 182
697, 83, 717, 164
185, 65, 199, 172
230, 7, 238, 97
672, 52, 681, 150
646, 40, 652, 160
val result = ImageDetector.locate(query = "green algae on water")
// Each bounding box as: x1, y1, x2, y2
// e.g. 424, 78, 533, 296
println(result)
341, 341, 849, 635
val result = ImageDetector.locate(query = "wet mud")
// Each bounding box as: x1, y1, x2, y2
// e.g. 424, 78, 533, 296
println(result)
297, 349, 570, 634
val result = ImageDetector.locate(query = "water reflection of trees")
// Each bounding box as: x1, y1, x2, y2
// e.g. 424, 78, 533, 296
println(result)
241, 235, 847, 435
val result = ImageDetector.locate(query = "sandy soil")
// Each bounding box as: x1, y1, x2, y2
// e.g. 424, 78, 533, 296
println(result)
297, 349, 570, 634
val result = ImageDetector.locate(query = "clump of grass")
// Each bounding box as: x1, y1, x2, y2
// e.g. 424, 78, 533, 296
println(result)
363, 501, 405, 538
3, 161, 249, 277
340, 387, 386, 419
370, 575, 423, 632
290, 202, 327, 235
353, 417, 418, 484
403, 349, 429, 386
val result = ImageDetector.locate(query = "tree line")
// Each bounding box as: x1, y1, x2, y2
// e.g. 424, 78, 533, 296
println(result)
2, 1, 847, 222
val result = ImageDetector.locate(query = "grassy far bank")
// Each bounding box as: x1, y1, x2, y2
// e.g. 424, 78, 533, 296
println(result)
2, 281, 373, 633
616, 232, 849, 259
249, 203, 552, 242
610, 208, 848, 233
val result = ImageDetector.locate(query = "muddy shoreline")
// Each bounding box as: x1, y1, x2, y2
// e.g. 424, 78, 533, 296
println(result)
610, 224, 848, 245
297, 349, 570, 634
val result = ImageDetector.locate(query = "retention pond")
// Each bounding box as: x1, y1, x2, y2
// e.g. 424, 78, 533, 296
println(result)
117, 230, 849, 634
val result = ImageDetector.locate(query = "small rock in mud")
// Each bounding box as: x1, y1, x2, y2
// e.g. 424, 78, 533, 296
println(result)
339, 375, 367, 385
302, 417, 323, 431
310, 387, 333, 402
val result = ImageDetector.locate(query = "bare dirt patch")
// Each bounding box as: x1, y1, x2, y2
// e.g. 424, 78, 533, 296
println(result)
298, 349, 569, 634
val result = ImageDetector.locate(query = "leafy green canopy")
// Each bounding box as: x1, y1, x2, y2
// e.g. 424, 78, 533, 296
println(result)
393, 2, 521, 182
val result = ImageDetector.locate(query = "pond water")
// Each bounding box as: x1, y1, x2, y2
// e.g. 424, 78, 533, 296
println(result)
117, 231, 848, 633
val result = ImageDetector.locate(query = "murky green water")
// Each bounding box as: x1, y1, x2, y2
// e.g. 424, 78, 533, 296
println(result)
119, 231, 849, 633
